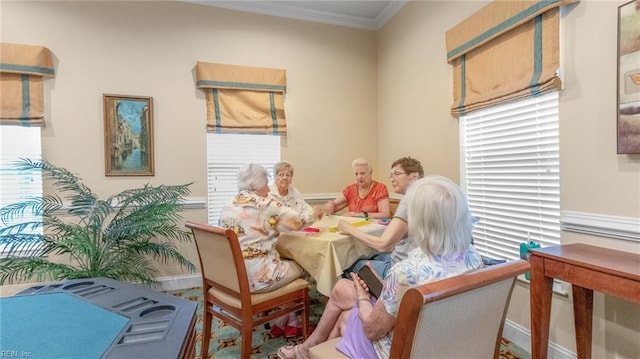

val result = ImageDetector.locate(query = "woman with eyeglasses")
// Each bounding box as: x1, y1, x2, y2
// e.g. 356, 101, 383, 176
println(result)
323, 158, 390, 219
338, 156, 424, 278
269, 160, 317, 224
278, 176, 483, 359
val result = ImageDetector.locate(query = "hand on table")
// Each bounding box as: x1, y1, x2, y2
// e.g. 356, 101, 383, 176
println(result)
323, 200, 335, 215
337, 219, 352, 234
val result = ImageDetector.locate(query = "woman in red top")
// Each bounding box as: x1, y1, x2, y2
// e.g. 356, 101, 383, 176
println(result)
324, 158, 390, 219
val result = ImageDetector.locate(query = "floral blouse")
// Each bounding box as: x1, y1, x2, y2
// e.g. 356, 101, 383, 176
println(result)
268, 184, 316, 224
372, 245, 484, 359
218, 190, 307, 292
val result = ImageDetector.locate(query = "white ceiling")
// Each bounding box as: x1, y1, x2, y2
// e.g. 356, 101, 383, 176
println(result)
184, 1, 409, 30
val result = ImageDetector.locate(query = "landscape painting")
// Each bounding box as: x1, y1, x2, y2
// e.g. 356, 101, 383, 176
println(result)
103, 94, 154, 176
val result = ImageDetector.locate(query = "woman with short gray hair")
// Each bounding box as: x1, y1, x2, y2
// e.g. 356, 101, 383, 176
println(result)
269, 160, 316, 224
219, 163, 309, 293
278, 176, 483, 359
324, 158, 390, 219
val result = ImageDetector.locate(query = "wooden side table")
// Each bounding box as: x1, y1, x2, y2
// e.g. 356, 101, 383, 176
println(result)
529, 243, 640, 359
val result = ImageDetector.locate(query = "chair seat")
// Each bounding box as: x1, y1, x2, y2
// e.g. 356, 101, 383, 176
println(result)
309, 337, 348, 359
210, 277, 309, 308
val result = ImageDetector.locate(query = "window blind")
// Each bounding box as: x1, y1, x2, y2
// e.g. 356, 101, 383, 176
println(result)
206, 133, 280, 225
460, 92, 560, 260
0, 125, 43, 253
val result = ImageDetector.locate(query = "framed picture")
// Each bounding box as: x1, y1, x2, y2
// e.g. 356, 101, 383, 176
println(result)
617, 0, 640, 154
103, 94, 155, 176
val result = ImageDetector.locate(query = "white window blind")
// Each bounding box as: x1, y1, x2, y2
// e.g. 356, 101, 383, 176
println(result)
206, 133, 280, 225
460, 92, 560, 260
0, 126, 43, 248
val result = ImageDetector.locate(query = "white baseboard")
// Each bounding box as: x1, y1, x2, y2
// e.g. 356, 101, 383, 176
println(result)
504, 319, 576, 359
156, 274, 202, 291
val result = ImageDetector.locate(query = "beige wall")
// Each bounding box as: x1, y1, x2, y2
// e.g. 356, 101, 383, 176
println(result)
2, 0, 639, 357
1, 1, 380, 195
377, 0, 486, 179
380, 1, 640, 358
1, 1, 378, 280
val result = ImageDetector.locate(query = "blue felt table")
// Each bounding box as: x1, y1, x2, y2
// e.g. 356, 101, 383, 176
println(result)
0, 292, 128, 359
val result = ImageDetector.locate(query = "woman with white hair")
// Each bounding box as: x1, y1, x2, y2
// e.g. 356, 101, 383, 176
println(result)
324, 158, 390, 219
219, 163, 310, 293
278, 176, 483, 359
269, 160, 316, 224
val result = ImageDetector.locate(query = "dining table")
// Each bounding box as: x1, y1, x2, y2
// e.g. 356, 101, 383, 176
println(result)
276, 215, 386, 296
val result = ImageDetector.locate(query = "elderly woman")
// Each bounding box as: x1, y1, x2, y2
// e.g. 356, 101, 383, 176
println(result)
278, 176, 483, 359
338, 156, 424, 278
324, 158, 390, 219
269, 160, 316, 224
218, 163, 309, 293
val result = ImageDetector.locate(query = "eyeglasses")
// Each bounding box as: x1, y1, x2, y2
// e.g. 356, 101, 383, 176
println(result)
276, 172, 292, 179
388, 171, 406, 179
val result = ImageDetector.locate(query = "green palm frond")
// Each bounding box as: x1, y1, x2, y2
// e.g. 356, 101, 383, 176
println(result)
0, 159, 195, 285
0, 257, 84, 284
17, 158, 97, 203
0, 233, 46, 257
0, 195, 64, 226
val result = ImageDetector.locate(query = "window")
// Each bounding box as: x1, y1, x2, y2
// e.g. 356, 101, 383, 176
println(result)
460, 92, 560, 260
0, 125, 43, 254
206, 133, 280, 225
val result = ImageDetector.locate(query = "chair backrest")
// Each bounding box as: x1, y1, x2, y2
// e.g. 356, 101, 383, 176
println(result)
185, 221, 250, 296
389, 259, 530, 359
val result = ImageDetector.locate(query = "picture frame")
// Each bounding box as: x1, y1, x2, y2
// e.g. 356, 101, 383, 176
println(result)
617, 0, 640, 154
103, 94, 155, 176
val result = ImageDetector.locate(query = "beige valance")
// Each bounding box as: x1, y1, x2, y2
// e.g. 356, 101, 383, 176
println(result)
445, 0, 578, 117
0, 43, 55, 126
196, 62, 287, 135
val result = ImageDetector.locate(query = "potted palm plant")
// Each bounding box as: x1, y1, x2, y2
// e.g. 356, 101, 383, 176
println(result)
0, 158, 196, 286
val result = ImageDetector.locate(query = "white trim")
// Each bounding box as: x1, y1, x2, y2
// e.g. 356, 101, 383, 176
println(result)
302, 193, 403, 202
156, 274, 202, 291
561, 211, 640, 242
183, 0, 408, 30
303, 192, 340, 202
503, 319, 576, 359
51, 196, 207, 215
374, 1, 408, 29
182, 196, 207, 210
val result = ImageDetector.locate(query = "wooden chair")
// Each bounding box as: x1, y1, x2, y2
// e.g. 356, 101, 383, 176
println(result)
309, 259, 530, 359
186, 221, 309, 359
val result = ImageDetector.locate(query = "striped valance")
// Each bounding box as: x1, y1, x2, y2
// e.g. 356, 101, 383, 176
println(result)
196, 62, 287, 135
0, 43, 55, 126
445, 0, 578, 117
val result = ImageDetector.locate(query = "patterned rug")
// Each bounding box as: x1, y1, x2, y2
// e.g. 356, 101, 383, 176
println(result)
167, 286, 531, 359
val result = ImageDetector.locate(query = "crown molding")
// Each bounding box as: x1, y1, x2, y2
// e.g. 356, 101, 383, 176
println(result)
183, 1, 408, 30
